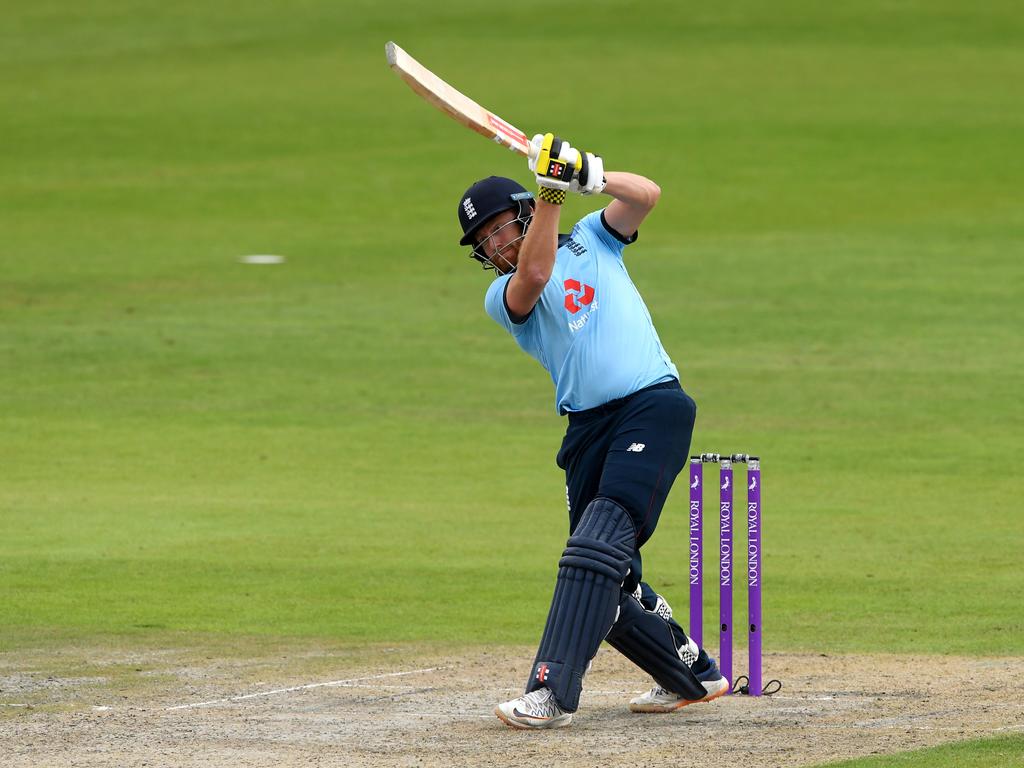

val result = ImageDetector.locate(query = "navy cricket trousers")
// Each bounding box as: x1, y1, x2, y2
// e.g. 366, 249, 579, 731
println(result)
556, 379, 697, 597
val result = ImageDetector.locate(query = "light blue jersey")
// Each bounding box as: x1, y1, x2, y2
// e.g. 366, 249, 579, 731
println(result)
485, 210, 679, 414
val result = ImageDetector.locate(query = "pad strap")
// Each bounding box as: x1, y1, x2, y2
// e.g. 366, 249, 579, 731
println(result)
605, 590, 707, 700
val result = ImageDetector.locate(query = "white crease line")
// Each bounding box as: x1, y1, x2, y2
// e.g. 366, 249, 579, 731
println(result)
770, 695, 881, 702
165, 667, 443, 711
334, 683, 426, 691
276, 682, 428, 692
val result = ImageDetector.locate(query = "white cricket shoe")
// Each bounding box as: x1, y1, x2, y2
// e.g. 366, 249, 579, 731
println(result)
495, 687, 573, 730
628, 677, 730, 713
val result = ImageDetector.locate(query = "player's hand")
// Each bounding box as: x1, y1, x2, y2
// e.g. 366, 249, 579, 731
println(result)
528, 133, 581, 192
568, 151, 606, 196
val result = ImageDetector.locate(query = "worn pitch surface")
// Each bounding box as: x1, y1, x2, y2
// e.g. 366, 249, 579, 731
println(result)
4, 646, 1022, 767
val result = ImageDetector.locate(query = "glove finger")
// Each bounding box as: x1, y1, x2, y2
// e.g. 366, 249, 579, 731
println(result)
555, 139, 577, 163
563, 147, 582, 175
539, 136, 572, 183
551, 140, 581, 181
587, 154, 605, 194
528, 134, 545, 171
535, 132, 556, 176
548, 136, 565, 162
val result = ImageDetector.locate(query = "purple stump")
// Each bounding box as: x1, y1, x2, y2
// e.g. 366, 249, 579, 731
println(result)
747, 459, 762, 696
719, 458, 734, 691
688, 458, 703, 648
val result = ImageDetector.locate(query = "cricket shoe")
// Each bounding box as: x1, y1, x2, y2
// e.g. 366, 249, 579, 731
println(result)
629, 652, 729, 713
495, 687, 573, 730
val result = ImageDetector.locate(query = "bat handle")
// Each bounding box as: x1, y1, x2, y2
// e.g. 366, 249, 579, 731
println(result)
500, 135, 537, 160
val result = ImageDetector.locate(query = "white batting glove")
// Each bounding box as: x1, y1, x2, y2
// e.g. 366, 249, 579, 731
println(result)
528, 133, 582, 196
568, 151, 606, 196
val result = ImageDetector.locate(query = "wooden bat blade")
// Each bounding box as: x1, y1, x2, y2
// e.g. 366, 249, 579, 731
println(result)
385, 41, 533, 157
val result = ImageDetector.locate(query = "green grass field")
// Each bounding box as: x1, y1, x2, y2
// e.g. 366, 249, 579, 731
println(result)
811, 734, 1024, 768
2, 1, 1022, 763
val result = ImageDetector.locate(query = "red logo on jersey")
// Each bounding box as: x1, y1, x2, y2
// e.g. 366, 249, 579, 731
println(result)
535, 663, 550, 683
563, 279, 595, 314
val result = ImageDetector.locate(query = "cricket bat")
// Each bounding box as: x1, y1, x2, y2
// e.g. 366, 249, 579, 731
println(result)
385, 41, 536, 159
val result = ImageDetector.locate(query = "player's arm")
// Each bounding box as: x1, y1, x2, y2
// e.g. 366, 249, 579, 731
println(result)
505, 199, 560, 318
505, 133, 584, 318
601, 171, 661, 240
562, 150, 659, 240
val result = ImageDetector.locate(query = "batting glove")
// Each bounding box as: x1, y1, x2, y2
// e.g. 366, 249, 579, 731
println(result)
568, 151, 606, 196
528, 133, 582, 204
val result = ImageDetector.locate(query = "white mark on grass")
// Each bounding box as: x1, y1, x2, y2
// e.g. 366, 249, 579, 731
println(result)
239, 254, 285, 265
165, 666, 442, 711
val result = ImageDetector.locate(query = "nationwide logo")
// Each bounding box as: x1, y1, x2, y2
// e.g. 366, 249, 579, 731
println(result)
563, 278, 595, 314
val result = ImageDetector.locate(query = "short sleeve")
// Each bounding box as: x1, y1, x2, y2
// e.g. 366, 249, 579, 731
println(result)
484, 274, 532, 336
572, 210, 638, 259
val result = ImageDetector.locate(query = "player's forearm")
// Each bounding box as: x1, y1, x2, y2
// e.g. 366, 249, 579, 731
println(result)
515, 200, 560, 285
602, 171, 661, 210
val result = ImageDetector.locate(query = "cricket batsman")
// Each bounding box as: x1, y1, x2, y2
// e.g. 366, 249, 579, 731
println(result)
456, 133, 728, 729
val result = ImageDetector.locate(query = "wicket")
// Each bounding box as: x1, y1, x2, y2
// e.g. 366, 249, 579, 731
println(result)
689, 453, 769, 696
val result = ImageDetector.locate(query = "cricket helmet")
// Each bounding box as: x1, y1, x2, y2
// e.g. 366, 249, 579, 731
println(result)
457, 176, 535, 248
